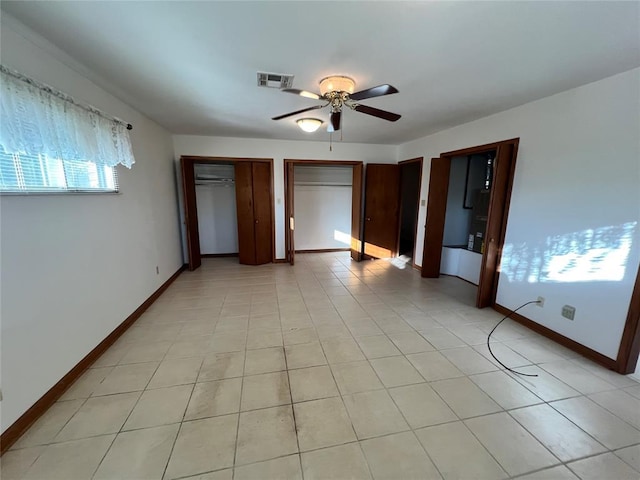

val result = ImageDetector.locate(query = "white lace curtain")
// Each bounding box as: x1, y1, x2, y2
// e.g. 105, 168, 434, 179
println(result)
0, 65, 135, 168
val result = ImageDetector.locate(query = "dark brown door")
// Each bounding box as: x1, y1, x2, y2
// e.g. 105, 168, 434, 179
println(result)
285, 162, 295, 265
351, 164, 364, 261
181, 157, 201, 271
477, 144, 514, 307
363, 164, 400, 258
252, 162, 273, 265
421, 157, 451, 277
235, 162, 257, 265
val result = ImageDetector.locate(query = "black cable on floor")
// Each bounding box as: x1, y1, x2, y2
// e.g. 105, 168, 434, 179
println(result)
487, 300, 540, 377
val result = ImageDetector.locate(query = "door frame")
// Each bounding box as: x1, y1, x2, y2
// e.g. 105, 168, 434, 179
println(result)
397, 157, 424, 269
181, 155, 276, 271
617, 264, 640, 373
420, 138, 519, 308
283, 159, 364, 264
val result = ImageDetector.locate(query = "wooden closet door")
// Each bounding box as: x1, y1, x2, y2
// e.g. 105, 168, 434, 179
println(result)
251, 162, 273, 265
285, 162, 295, 265
421, 157, 451, 277
351, 163, 363, 261
363, 164, 400, 258
235, 162, 257, 265
181, 157, 201, 270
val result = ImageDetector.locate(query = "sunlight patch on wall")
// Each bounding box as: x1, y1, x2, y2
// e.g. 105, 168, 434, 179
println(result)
501, 222, 636, 283
333, 230, 352, 246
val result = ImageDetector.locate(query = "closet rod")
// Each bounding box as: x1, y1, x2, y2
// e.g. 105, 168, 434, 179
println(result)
294, 182, 352, 187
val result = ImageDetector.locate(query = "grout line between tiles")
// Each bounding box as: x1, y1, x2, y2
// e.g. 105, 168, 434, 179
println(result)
279, 284, 305, 480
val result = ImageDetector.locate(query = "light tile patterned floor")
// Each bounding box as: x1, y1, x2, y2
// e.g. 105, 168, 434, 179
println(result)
3, 253, 640, 479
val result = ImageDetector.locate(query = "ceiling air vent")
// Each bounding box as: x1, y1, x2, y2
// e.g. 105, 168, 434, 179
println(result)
257, 72, 294, 89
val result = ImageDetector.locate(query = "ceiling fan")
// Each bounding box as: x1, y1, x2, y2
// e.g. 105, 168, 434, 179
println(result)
272, 75, 401, 132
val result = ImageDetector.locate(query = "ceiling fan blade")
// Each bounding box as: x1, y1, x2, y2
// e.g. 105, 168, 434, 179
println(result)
282, 89, 323, 100
329, 111, 341, 132
349, 84, 398, 101
353, 104, 401, 122
272, 104, 325, 121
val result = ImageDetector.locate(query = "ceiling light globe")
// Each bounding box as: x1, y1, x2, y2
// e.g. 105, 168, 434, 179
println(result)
296, 118, 323, 133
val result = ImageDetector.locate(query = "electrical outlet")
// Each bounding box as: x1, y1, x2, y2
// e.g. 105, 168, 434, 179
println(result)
537, 296, 545, 307
562, 305, 576, 320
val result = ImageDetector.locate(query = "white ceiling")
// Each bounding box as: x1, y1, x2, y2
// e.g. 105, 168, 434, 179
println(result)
2, 1, 639, 145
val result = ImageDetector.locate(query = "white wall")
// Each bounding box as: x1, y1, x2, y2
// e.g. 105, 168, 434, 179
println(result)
195, 185, 238, 254
294, 187, 352, 250
400, 68, 640, 359
441, 247, 482, 285
173, 136, 398, 260
294, 166, 352, 251
0, 17, 183, 431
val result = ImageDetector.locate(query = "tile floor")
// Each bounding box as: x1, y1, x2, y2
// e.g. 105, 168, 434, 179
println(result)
3, 253, 640, 480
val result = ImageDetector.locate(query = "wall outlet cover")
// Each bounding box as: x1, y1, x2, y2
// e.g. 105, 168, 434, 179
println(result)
562, 305, 576, 320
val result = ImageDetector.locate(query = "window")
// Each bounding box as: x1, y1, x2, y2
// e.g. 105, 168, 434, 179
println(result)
0, 151, 118, 193
0, 65, 135, 193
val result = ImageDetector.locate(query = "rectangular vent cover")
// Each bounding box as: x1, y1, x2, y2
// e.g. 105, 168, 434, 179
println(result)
257, 72, 294, 89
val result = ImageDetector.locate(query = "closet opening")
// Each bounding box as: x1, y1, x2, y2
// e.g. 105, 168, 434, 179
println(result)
181, 156, 275, 270
421, 138, 519, 308
284, 159, 364, 265
194, 162, 238, 259
397, 158, 423, 266
440, 151, 496, 292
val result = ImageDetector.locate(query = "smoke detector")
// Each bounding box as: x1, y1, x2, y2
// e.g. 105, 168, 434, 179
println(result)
257, 72, 294, 89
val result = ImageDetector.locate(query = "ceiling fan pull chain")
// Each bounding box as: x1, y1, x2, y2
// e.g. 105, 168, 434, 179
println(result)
330, 132, 333, 151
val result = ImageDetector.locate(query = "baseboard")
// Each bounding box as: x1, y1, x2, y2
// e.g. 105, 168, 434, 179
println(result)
295, 248, 351, 254
493, 303, 618, 371
0, 264, 186, 455
201, 253, 238, 258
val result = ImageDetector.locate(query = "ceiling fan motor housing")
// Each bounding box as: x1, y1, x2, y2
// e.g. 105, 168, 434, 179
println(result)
327, 91, 352, 113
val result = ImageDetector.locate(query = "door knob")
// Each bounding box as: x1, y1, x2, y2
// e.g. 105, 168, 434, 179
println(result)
255, 220, 259, 224
366, 217, 371, 221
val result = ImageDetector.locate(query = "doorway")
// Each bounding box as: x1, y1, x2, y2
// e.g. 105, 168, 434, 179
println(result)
284, 160, 364, 265
439, 152, 496, 289
397, 158, 423, 266
193, 162, 238, 258
361, 159, 423, 263
421, 139, 519, 308
181, 156, 276, 271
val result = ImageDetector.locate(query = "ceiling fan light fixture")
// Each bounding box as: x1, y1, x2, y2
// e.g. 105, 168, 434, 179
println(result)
319, 76, 355, 96
296, 118, 323, 132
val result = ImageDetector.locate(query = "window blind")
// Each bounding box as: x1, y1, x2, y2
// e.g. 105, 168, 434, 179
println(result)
0, 150, 118, 193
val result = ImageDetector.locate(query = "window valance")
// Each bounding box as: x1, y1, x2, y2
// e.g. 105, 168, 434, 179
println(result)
0, 65, 135, 168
